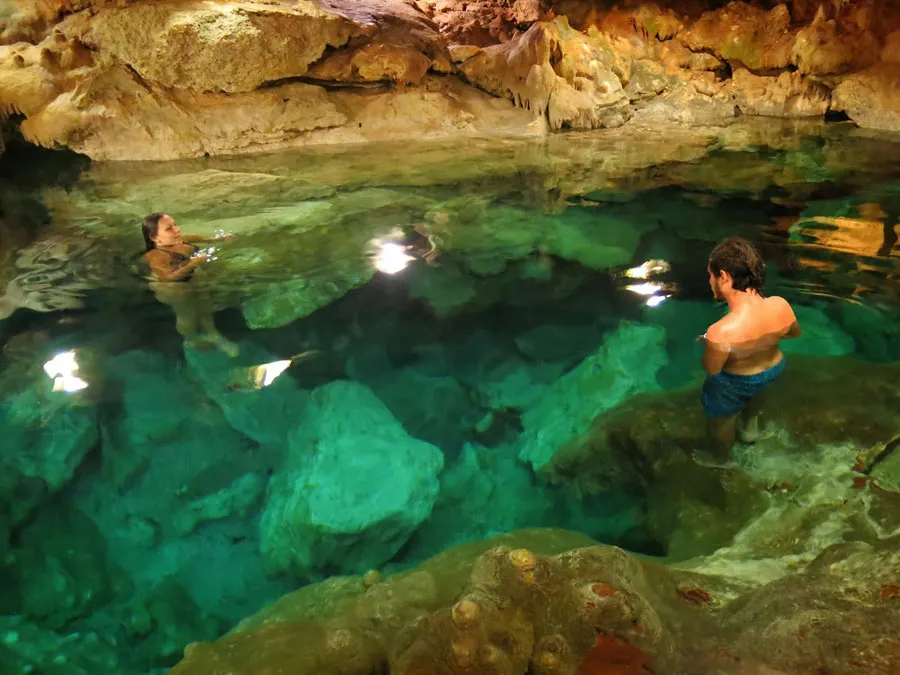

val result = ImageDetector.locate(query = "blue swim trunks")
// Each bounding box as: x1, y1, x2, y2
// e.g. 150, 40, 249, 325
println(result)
701, 358, 785, 418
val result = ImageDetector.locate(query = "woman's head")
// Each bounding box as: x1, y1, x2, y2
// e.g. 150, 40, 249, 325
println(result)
142, 213, 182, 250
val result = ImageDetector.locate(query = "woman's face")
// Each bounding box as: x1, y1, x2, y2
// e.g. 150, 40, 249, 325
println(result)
152, 214, 182, 246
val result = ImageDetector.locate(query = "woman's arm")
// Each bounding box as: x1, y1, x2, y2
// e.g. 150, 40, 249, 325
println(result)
183, 234, 235, 244
147, 249, 206, 281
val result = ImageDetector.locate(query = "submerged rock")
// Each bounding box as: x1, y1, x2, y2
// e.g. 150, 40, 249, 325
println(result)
518, 321, 667, 471
260, 380, 444, 580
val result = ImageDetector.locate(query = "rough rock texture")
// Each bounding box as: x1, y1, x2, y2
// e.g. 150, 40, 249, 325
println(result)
260, 380, 444, 581
168, 516, 900, 674
518, 321, 667, 471
3, 0, 900, 159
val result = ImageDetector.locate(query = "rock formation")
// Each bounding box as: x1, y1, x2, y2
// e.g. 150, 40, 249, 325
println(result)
1, 0, 900, 160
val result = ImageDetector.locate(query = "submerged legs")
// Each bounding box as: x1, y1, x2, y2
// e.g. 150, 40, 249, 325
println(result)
151, 282, 238, 357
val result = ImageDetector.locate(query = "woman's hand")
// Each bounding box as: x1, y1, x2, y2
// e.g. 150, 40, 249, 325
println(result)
190, 255, 210, 266
215, 234, 236, 241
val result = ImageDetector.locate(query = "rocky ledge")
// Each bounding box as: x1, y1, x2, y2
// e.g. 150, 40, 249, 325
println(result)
1, 0, 900, 160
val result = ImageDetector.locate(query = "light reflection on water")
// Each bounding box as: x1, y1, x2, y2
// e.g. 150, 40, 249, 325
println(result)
0, 120, 899, 674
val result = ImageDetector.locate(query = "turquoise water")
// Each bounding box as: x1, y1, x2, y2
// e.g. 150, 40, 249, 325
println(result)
1, 119, 899, 674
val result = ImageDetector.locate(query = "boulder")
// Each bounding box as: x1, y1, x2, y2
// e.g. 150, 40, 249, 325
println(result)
518, 321, 667, 471
260, 380, 444, 580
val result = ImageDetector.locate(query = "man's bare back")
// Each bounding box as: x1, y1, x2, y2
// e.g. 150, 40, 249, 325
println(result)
705, 295, 801, 376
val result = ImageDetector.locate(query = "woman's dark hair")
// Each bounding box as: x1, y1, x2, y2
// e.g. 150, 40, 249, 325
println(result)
142, 212, 166, 251
708, 237, 765, 292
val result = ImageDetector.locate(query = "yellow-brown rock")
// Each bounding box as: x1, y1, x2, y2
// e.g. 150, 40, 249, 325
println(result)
832, 63, 900, 132
4, 0, 900, 160
461, 17, 629, 130
729, 67, 830, 117
680, 2, 796, 71
59, 1, 362, 93
791, 6, 881, 75
414, 0, 550, 46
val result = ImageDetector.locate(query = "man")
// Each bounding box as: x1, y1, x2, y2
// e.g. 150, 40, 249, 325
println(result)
695, 238, 801, 467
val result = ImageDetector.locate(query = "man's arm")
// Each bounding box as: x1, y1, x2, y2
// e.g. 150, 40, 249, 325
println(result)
701, 337, 730, 375
700, 323, 731, 375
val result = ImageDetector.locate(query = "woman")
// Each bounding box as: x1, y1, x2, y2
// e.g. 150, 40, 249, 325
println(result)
142, 212, 238, 356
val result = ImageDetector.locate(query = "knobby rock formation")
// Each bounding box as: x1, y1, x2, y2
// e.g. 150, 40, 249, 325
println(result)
1, 0, 899, 160
0, 0, 900, 160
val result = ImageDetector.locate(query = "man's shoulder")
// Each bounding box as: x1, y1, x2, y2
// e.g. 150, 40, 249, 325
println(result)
705, 316, 734, 342
764, 295, 796, 317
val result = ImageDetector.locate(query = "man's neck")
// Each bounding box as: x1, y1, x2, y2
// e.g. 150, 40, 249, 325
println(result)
725, 289, 760, 312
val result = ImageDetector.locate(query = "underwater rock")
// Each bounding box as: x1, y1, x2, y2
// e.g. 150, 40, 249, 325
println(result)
260, 380, 444, 580
835, 301, 900, 362
0, 362, 98, 547
780, 304, 855, 357
173, 473, 266, 537
3, 505, 118, 630
518, 321, 667, 472
368, 366, 477, 452
405, 442, 642, 562
184, 342, 311, 449
0, 614, 121, 675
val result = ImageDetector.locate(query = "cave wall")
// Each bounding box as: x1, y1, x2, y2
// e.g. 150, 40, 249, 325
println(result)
0, 0, 899, 160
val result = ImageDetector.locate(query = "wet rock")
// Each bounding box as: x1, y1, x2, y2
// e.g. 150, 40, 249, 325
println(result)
0, 356, 98, 547
0, 615, 121, 675
260, 380, 444, 580
3, 506, 118, 629
184, 340, 311, 448
781, 304, 855, 356
518, 321, 667, 471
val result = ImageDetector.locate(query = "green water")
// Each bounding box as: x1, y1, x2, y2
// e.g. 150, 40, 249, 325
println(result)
0, 118, 899, 674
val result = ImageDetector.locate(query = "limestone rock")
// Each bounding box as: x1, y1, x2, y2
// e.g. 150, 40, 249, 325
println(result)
517, 321, 667, 472
260, 380, 444, 580
729, 67, 830, 118
0, 615, 120, 675
0, 363, 98, 530
184, 341, 310, 448
414, 0, 550, 46
173, 473, 266, 537
791, 9, 881, 75
169, 522, 900, 675
832, 64, 900, 132
780, 305, 855, 357
680, 3, 797, 71
461, 17, 629, 131
5, 507, 115, 629
59, 2, 362, 93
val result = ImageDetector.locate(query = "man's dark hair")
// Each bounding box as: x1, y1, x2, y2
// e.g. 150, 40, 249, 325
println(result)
141, 212, 166, 251
708, 237, 765, 293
